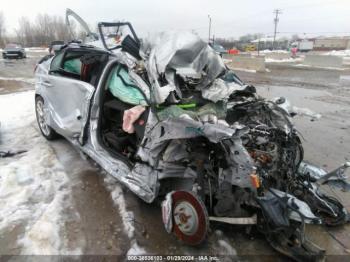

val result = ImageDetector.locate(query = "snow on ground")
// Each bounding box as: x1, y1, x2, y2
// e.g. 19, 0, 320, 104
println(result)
0, 91, 78, 255
265, 57, 302, 63
104, 176, 135, 239
103, 175, 147, 255
294, 63, 346, 71
127, 242, 147, 256
229, 67, 257, 73
0, 76, 35, 85
323, 50, 350, 57
259, 49, 288, 54
25, 47, 49, 53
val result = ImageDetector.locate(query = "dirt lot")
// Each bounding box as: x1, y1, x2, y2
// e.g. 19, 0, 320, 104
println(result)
0, 52, 350, 260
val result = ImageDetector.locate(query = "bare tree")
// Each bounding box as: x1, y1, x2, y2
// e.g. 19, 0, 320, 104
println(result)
14, 13, 75, 47
291, 34, 300, 42
52, 16, 71, 42
34, 14, 54, 46
0, 12, 6, 47
15, 17, 34, 46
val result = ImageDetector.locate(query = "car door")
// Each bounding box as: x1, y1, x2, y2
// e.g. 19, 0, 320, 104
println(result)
43, 49, 95, 143
66, 8, 100, 46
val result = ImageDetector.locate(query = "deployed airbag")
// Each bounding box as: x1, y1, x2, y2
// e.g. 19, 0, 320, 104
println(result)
108, 65, 148, 106
63, 58, 82, 75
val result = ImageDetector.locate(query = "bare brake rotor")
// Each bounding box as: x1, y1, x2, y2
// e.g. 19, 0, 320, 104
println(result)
171, 191, 209, 245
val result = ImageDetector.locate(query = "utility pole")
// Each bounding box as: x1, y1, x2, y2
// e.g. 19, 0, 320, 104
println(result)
272, 9, 282, 50
208, 15, 211, 44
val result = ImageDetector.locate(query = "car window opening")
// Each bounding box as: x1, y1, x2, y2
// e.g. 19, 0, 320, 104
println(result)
99, 63, 150, 160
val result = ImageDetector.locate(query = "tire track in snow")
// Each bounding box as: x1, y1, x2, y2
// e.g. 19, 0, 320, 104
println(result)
103, 176, 146, 255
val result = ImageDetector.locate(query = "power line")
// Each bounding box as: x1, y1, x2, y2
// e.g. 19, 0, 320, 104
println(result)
272, 9, 282, 50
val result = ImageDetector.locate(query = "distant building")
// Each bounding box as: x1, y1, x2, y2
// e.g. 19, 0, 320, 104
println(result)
251, 37, 289, 50
313, 36, 350, 51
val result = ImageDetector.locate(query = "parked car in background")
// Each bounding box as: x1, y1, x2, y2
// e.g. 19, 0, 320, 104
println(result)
2, 44, 26, 59
243, 43, 256, 52
227, 48, 239, 55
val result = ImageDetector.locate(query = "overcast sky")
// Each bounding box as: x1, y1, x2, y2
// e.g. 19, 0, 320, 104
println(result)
1, 0, 350, 39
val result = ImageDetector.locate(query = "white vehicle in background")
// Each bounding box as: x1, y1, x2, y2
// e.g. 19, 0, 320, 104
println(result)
291, 40, 314, 52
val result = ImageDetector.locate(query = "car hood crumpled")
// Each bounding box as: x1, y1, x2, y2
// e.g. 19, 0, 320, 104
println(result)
144, 31, 246, 104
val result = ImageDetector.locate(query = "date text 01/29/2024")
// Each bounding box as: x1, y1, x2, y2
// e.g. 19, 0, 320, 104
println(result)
126, 255, 220, 261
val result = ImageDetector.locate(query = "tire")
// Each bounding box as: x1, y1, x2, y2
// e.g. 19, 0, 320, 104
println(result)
170, 191, 209, 245
35, 96, 59, 140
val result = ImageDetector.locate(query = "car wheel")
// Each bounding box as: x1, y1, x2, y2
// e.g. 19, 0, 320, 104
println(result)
35, 96, 58, 140
170, 191, 209, 245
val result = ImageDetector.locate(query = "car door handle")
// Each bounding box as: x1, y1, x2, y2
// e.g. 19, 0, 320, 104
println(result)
42, 81, 52, 87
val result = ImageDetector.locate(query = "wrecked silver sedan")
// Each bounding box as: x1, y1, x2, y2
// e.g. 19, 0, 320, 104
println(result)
34, 9, 349, 261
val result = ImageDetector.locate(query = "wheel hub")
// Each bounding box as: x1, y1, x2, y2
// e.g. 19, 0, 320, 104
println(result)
174, 201, 199, 235
169, 191, 209, 245
36, 100, 50, 136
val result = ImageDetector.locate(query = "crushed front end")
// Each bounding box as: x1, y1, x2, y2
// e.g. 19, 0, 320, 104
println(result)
98, 28, 349, 261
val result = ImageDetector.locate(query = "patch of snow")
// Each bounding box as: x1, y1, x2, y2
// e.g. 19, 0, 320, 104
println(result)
272, 96, 322, 120
293, 106, 322, 119
230, 67, 257, 73
323, 50, 350, 57
25, 47, 49, 53
104, 176, 136, 239
0, 91, 77, 255
251, 37, 275, 43
104, 175, 149, 254
217, 239, 237, 256
259, 49, 288, 54
127, 241, 147, 255
265, 57, 302, 63
294, 64, 345, 71
0, 91, 34, 131
0, 76, 35, 85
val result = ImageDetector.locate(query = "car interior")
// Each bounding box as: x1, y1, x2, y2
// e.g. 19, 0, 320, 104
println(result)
47, 44, 149, 161
49, 47, 109, 87
99, 63, 150, 160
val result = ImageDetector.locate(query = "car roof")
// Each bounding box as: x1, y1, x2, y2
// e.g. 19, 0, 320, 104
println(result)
59, 42, 110, 54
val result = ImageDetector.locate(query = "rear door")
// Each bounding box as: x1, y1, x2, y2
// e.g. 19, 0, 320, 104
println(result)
43, 49, 95, 143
